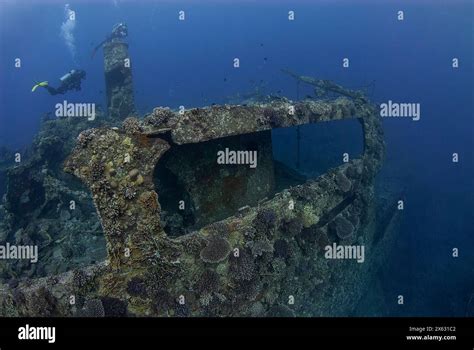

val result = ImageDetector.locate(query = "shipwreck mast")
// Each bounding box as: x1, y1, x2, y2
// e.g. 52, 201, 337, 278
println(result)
296, 81, 301, 170
103, 36, 136, 120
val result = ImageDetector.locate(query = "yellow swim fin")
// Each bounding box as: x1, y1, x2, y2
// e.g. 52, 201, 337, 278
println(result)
31, 81, 48, 92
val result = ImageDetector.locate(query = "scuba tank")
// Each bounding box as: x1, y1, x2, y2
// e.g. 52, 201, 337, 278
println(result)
60, 70, 76, 82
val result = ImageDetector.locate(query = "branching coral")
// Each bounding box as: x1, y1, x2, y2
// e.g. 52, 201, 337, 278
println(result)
76, 129, 96, 148
122, 117, 142, 134
105, 200, 122, 219
108, 223, 123, 237
123, 186, 136, 200
229, 248, 255, 281
253, 208, 277, 235
244, 226, 257, 239
234, 278, 261, 301
77, 299, 105, 317
72, 269, 89, 290
195, 269, 220, 295
90, 160, 104, 181
246, 238, 274, 257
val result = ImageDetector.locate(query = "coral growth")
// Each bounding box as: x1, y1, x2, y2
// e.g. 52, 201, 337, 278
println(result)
263, 107, 286, 128
246, 238, 274, 257
122, 117, 142, 134
301, 205, 319, 227
229, 248, 255, 281
90, 160, 104, 181
195, 269, 220, 295
281, 217, 303, 237
200, 236, 231, 263
76, 129, 97, 148
138, 191, 159, 213
253, 208, 277, 234
72, 269, 90, 290
77, 299, 105, 317
145, 107, 175, 128
123, 186, 137, 200
28, 287, 57, 317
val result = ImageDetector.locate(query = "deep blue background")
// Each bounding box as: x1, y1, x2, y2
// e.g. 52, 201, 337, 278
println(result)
0, 0, 472, 316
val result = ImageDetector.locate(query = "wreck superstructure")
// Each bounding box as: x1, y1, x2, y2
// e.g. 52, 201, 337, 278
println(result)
103, 37, 135, 120
0, 69, 401, 316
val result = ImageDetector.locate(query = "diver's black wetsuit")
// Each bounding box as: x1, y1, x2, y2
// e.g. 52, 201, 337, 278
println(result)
45, 70, 86, 96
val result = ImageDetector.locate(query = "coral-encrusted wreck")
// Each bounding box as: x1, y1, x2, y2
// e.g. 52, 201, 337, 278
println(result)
0, 75, 399, 317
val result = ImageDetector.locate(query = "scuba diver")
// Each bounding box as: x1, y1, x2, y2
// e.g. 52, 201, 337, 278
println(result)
91, 22, 128, 58
31, 69, 86, 95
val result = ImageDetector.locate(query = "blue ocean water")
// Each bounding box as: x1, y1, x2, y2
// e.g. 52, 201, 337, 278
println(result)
0, 0, 472, 316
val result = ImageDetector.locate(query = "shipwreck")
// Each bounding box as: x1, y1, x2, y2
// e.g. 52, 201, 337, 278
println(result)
0, 28, 401, 317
